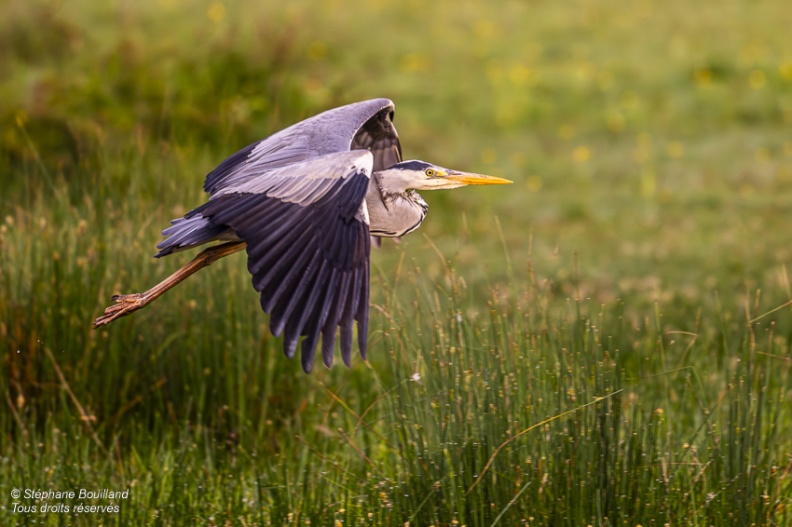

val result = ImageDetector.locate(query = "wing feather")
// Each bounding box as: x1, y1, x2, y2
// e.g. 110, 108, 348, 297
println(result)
262, 242, 316, 318
204, 99, 398, 196
356, 259, 370, 359
192, 150, 372, 371
297, 265, 335, 372
285, 256, 328, 349
340, 310, 355, 367
351, 110, 402, 171
321, 324, 336, 368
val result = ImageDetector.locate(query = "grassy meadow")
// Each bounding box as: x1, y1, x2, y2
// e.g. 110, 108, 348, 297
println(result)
2, 0, 792, 525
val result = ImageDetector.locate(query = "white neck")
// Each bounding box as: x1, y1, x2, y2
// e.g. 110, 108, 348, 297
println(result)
366, 173, 428, 238
375, 167, 418, 196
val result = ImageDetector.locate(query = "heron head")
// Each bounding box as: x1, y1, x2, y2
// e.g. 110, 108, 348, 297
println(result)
380, 160, 512, 192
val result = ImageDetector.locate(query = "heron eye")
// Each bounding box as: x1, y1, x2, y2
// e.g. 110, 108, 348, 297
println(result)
425, 169, 435, 177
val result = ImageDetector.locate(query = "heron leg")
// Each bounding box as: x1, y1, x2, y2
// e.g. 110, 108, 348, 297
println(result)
93, 241, 247, 328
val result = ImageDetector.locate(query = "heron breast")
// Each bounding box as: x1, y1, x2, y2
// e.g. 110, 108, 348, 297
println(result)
367, 194, 427, 238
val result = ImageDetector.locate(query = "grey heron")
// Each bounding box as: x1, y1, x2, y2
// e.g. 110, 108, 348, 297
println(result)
94, 98, 511, 372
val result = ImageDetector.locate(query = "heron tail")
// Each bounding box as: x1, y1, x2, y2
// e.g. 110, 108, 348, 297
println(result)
154, 214, 236, 258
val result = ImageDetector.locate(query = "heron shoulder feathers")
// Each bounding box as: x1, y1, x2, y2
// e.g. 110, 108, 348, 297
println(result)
203, 99, 399, 195
211, 150, 373, 204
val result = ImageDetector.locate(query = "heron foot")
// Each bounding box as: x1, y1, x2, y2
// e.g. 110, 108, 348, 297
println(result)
93, 293, 147, 327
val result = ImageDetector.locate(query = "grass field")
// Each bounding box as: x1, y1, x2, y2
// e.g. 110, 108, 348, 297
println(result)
2, 0, 792, 525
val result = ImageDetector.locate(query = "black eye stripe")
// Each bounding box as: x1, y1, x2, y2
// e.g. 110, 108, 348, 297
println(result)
394, 160, 431, 171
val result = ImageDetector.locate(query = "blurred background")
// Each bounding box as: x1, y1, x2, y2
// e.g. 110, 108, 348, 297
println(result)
1, 0, 791, 524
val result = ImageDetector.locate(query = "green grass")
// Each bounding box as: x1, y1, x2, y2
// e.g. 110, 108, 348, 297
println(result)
2, 0, 792, 525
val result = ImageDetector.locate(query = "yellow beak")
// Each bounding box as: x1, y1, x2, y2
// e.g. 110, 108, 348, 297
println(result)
445, 171, 513, 186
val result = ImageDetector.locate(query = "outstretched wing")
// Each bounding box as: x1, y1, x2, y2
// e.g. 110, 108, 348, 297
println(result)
159, 99, 402, 372
203, 98, 400, 195
189, 151, 373, 372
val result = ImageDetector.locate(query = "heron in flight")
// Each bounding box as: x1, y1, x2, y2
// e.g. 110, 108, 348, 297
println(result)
94, 99, 511, 372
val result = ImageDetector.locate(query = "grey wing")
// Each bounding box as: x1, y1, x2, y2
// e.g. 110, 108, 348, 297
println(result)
180, 151, 374, 373
350, 105, 402, 171
203, 98, 400, 195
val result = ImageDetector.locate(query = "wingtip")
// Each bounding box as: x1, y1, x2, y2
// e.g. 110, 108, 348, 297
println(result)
284, 337, 298, 359
358, 329, 368, 360
301, 334, 319, 373
302, 359, 313, 374
153, 247, 171, 258
321, 326, 335, 369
